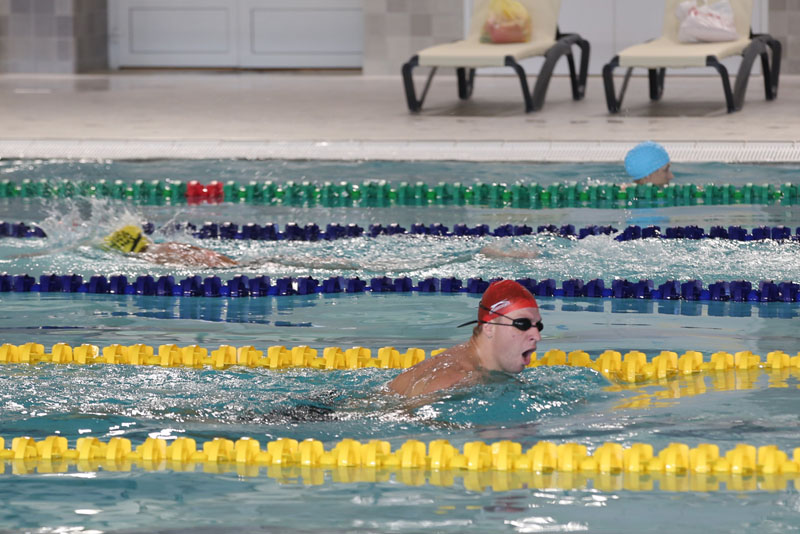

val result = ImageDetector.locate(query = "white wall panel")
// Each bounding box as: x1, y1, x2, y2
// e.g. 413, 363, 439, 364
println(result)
129, 8, 230, 54
110, 0, 237, 68
240, 0, 362, 68
109, 0, 363, 69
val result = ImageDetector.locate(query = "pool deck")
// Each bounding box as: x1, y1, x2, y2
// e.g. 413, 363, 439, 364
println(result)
0, 71, 798, 162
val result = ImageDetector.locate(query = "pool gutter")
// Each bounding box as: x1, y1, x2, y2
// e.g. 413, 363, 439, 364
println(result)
1, 140, 799, 163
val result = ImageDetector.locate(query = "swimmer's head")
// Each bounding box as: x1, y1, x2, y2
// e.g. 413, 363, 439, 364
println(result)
103, 225, 149, 253
624, 141, 670, 181
456, 280, 540, 338
478, 279, 539, 324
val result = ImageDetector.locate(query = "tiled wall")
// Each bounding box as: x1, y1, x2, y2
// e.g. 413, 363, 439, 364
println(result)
0, 0, 108, 73
768, 0, 800, 75
0, 0, 796, 74
362, 0, 465, 75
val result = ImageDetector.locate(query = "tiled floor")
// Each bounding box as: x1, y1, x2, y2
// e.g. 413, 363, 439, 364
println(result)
0, 71, 798, 161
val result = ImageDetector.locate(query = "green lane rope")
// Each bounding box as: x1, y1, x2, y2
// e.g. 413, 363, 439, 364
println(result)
0, 178, 796, 208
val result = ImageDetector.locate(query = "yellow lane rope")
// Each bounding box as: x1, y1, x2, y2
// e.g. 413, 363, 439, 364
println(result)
608, 367, 799, 410
2, 342, 800, 384
2, 436, 799, 492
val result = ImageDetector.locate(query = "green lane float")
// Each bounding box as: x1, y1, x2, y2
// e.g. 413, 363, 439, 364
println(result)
0, 178, 796, 208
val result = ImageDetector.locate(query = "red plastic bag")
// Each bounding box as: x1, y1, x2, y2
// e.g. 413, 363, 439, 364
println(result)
481, 0, 532, 44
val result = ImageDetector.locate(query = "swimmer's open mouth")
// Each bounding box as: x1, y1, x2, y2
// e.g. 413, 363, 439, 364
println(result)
522, 349, 535, 363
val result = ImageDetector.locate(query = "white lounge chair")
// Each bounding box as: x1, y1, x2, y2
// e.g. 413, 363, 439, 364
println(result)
401, 0, 589, 113
602, 0, 780, 113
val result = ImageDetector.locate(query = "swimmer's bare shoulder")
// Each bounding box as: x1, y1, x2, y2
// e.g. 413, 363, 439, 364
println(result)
387, 342, 480, 397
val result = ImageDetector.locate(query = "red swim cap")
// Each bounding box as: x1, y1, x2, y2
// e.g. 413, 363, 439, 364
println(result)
478, 280, 538, 323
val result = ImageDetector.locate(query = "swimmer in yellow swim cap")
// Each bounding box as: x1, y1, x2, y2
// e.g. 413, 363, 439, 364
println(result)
102, 225, 237, 268
103, 225, 150, 254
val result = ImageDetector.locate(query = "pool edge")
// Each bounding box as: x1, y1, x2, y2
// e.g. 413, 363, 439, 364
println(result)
1, 139, 799, 163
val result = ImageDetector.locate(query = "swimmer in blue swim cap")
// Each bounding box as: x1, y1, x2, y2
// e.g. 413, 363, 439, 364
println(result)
625, 141, 674, 186
102, 225, 237, 268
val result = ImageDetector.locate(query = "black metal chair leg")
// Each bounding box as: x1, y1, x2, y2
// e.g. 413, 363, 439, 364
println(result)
730, 39, 768, 112
457, 67, 475, 100
648, 68, 665, 101
602, 56, 622, 113
402, 55, 437, 113
573, 38, 590, 100
403, 56, 437, 113
505, 57, 534, 112
527, 47, 565, 111
755, 35, 781, 100
562, 38, 590, 101
706, 56, 735, 113
402, 56, 421, 112
524, 33, 590, 112
759, 51, 773, 100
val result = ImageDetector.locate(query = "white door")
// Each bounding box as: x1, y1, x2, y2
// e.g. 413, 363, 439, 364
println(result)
238, 0, 363, 68
108, 0, 363, 69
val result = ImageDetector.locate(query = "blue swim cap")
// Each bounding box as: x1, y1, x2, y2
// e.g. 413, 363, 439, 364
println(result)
624, 142, 670, 180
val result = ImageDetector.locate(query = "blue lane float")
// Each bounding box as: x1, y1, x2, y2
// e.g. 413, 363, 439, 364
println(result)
6, 221, 800, 243
161, 222, 800, 242
171, 222, 800, 242
3, 273, 800, 303
0, 222, 46, 238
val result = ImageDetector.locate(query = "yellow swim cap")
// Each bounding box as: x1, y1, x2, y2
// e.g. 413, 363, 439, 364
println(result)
103, 225, 148, 253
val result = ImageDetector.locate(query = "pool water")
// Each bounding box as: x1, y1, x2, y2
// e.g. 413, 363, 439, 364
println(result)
1, 159, 800, 533
2, 158, 799, 186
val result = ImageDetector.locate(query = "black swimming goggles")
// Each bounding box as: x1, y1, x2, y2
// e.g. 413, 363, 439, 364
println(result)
457, 305, 543, 332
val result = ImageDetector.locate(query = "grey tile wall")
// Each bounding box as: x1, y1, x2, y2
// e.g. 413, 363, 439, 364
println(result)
74, 0, 107, 72
363, 0, 464, 75
0, 0, 106, 73
769, 0, 800, 75
0, 1, 796, 74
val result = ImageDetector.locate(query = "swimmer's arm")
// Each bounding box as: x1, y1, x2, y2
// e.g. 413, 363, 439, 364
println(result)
7, 238, 93, 260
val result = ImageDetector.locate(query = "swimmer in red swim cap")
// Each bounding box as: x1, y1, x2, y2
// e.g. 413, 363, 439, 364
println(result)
388, 279, 543, 397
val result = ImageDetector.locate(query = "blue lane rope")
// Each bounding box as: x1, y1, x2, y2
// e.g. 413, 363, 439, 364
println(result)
6, 221, 800, 243
146, 221, 800, 242
0, 221, 47, 238
2, 274, 799, 303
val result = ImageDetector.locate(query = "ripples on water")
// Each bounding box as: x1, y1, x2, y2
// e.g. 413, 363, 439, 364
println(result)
1, 197, 800, 283
2, 161, 800, 533
2, 158, 799, 185
0, 364, 610, 445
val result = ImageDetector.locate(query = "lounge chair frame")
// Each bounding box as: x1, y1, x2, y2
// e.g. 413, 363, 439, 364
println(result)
602, 32, 781, 114
402, 29, 590, 113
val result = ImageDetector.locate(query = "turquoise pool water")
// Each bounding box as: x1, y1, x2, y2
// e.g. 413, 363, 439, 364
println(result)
1, 159, 799, 186
1, 160, 800, 533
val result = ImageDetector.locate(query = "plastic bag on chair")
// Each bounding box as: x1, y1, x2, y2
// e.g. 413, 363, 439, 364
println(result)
676, 0, 739, 43
481, 0, 532, 44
